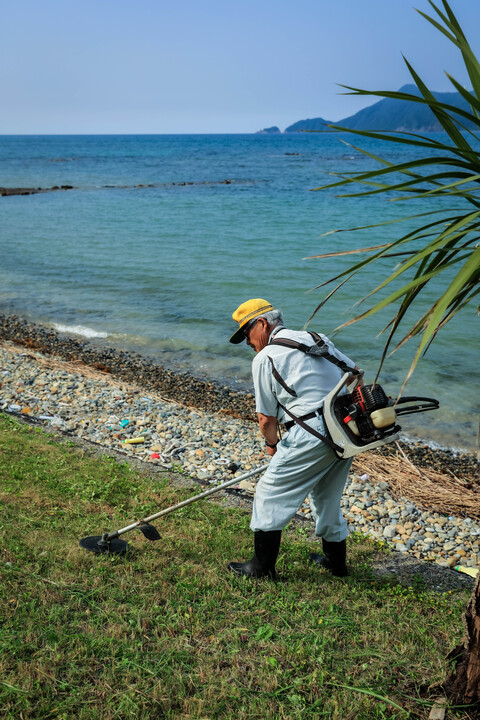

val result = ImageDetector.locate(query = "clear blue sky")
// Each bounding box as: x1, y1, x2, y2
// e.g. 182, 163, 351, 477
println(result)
2, 0, 480, 134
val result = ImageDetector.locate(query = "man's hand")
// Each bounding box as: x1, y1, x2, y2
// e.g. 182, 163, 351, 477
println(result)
258, 413, 279, 456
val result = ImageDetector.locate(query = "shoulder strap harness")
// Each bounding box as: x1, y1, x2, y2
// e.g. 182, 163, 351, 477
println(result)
267, 331, 359, 455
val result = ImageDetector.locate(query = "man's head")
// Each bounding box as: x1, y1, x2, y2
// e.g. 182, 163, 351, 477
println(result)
229, 298, 283, 352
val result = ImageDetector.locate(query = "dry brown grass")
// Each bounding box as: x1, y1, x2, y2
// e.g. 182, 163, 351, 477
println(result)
353, 447, 480, 520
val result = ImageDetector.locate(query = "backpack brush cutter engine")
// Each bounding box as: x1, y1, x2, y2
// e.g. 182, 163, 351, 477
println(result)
323, 371, 439, 459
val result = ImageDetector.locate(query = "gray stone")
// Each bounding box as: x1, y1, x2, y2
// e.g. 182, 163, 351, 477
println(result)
383, 526, 397, 539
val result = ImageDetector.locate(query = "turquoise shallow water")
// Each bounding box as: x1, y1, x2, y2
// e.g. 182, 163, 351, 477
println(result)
0, 133, 478, 449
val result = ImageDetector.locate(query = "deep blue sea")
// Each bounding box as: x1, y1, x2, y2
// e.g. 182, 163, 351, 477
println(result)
0, 133, 478, 450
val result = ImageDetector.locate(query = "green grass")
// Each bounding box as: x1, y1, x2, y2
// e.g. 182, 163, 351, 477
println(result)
0, 413, 474, 719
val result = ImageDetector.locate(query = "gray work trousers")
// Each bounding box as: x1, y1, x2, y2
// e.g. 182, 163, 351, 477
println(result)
250, 416, 352, 542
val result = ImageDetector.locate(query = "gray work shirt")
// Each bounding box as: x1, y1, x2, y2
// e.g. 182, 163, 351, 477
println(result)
252, 327, 356, 423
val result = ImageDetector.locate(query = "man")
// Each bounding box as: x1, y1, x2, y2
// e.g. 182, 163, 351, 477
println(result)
228, 298, 358, 580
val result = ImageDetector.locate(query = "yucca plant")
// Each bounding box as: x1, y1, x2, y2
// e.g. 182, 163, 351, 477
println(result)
308, 0, 480, 707
308, 0, 480, 389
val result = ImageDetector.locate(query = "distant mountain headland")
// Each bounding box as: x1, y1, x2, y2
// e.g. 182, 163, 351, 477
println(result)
257, 85, 475, 134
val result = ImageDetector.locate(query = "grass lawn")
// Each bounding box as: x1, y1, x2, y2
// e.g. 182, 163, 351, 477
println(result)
0, 413, 474, 719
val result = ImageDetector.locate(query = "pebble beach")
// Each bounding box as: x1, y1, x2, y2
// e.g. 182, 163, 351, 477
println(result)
1, 316, 479, 583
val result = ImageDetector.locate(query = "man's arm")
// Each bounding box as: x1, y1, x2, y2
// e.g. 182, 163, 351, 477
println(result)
257, 412, 279, 456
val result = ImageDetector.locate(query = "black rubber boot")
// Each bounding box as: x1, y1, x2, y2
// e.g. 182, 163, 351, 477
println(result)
228, 530, 281, 579
309, 538, 348, 577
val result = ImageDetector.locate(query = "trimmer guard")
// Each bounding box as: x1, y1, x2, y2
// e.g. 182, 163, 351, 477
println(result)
323, 371, 400, 459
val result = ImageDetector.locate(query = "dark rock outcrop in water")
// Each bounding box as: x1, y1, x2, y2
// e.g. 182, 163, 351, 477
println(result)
0, 186, 74, 197
1, 181, 238, 197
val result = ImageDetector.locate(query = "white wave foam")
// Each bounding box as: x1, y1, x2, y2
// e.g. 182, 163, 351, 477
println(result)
398, 433, 472, 455
53, 323, 108, 339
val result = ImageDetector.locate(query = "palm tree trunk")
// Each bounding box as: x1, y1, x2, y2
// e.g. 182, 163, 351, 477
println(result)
444, 572, 480, 704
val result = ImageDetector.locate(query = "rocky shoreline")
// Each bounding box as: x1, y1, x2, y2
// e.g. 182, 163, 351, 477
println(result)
0, 314, 256, 419
1, 315, 479, 589
0, 314, 477, 480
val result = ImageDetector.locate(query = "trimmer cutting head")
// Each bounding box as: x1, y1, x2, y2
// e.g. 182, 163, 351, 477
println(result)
79, 534, 129, 555
79, 522, 160, 554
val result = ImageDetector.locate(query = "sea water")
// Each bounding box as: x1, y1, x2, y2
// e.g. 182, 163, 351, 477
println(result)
0, 133, 478, 450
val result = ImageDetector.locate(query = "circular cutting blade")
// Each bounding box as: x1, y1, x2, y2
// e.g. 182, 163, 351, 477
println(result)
79, 535, 128, 555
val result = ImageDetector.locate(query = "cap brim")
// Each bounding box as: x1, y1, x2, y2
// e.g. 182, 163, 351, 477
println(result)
229, 325, 247, 344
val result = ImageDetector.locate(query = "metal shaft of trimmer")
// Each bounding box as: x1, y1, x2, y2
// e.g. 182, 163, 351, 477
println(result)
106, 463, 269, 541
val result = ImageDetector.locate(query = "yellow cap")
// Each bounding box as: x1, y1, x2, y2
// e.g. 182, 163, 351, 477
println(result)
229, 299, 274, 344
